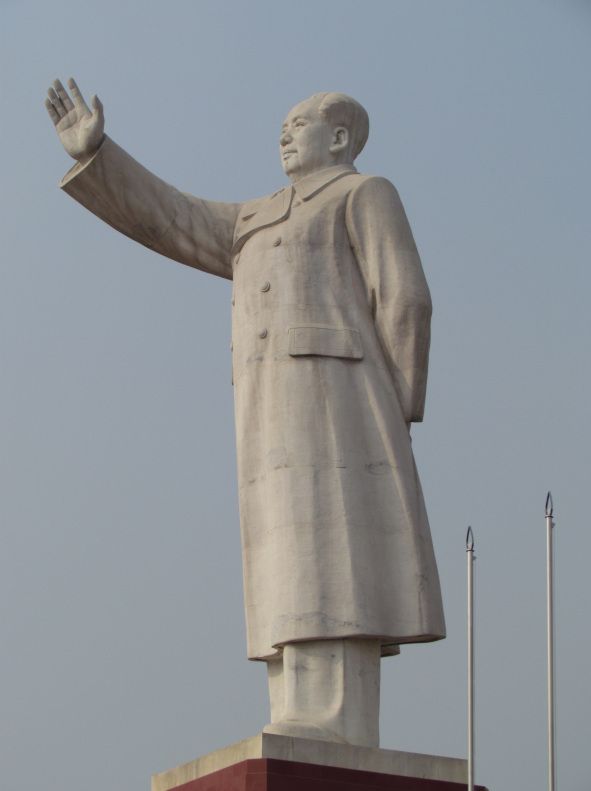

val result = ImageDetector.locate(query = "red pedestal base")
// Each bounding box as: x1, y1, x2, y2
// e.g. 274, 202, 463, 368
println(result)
169, 758, 488, 791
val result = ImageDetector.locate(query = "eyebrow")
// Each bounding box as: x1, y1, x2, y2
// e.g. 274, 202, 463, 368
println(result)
282, 116, 306, 129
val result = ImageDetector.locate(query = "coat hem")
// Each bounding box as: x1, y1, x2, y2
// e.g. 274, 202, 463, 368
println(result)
247, 630, 446, 661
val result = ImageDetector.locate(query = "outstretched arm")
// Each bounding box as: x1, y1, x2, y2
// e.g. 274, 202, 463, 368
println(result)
46, 78, 240, 280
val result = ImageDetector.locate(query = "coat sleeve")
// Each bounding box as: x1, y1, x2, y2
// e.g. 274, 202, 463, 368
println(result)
60, 136, 241, 280
346, 176, 432, 423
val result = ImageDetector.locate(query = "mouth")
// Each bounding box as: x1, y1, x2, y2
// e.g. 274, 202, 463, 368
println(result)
282, 150, 296, 158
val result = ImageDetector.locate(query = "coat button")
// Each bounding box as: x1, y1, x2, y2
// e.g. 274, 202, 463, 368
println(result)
273, 236, 282, 247
259, 328, 268, 339
260, 281, 271, 292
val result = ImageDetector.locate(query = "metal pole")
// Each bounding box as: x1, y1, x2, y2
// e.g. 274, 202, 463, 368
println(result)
466, 526, 475, 791
546, 492, 556, 791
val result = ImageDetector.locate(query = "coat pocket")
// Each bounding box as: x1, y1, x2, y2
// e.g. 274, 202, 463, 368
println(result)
288, 326, 363, 360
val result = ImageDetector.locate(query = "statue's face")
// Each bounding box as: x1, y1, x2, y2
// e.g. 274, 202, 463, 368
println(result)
280, 97, 338, 182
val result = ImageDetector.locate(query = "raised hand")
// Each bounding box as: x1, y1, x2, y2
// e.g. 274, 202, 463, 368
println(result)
45, 78, 105, 163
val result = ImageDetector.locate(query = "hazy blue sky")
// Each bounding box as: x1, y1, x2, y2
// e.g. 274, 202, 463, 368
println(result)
1, 2, 590, 790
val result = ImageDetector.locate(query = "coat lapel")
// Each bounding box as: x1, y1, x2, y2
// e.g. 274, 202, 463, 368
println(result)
232, 187, 294, 253
232, 165, 358, 254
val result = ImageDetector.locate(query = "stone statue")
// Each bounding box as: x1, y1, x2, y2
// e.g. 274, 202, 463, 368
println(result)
46, 78, 445, 748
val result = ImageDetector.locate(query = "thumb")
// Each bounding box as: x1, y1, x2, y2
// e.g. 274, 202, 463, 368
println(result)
91, 94, 104, 120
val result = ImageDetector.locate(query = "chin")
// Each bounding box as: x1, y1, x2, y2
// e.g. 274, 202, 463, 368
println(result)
282, 163, 298, 179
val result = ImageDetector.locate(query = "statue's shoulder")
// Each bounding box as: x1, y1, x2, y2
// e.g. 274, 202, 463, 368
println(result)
346, 174, 403, 206
349, 173, 398, 191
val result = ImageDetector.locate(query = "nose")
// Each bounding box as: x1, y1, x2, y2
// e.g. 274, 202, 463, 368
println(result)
280, 129, 292, 146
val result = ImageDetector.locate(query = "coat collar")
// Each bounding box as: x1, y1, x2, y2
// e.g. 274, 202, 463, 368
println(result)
292, 163, 358, 201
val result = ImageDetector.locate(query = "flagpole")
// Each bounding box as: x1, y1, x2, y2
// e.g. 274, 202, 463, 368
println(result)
466, 526, 475, 791
546, 492, 556, 791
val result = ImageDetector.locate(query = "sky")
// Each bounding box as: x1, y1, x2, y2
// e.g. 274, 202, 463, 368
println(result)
1, 1, 590, 789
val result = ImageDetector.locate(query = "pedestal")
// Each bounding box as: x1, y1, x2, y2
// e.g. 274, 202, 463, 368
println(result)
152, 734, 489, 791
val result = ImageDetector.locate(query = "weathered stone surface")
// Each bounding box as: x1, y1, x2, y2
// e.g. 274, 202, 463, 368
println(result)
47, 82, 445, 746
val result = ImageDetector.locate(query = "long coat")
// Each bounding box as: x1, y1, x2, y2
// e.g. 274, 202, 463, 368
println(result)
61, 137, 445, 660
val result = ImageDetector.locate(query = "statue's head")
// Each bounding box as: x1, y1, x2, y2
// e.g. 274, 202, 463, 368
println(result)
280, 92, 369, 182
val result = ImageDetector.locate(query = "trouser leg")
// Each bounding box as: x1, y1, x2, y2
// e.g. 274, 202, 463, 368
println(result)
266, 654, 285, 723
264, 638, 382, 748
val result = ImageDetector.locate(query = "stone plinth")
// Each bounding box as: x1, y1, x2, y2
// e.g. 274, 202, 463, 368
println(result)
152, 734, 488, 791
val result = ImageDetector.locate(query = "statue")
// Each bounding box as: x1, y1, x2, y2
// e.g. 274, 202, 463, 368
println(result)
46, 78, 445, 749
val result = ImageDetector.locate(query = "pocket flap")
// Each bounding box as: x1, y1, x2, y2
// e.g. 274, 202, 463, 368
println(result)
288, 326, 363, 359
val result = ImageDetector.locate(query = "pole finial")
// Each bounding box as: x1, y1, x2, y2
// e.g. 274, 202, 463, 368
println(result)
466, 526, 474, 551
545, 491, 554, 518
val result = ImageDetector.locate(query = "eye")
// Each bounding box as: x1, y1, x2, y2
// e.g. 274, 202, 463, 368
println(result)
295, 120, 306, 127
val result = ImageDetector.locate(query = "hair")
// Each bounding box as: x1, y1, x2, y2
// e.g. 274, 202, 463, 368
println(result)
312, 92, 370, 160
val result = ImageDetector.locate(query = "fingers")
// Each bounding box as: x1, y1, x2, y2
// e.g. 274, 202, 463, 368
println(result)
53, 78, 74, 112
67, 77, 90, 113
47, 85, 67, 119
45, 97, 60, 125
46, 76, 92, 121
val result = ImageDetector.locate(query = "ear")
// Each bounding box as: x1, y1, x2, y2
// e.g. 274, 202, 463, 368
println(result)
329, 126, 349, 154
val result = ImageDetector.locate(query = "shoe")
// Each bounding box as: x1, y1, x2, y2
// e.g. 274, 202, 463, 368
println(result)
263, 719, 348, 744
